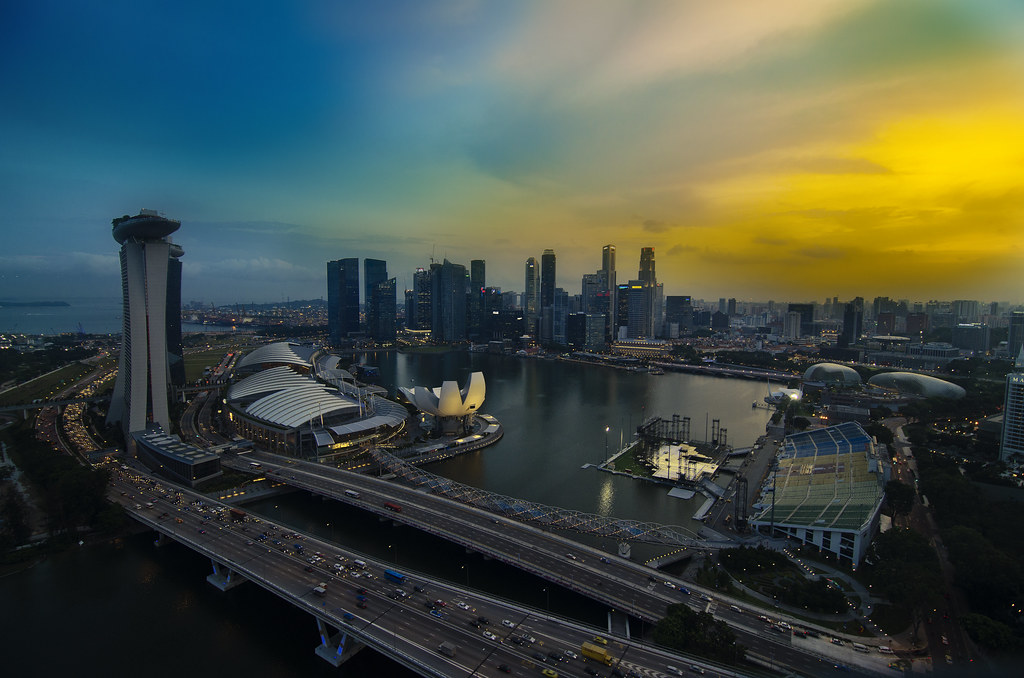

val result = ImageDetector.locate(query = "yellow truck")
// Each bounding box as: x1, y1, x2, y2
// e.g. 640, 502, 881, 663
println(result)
581, 641, 612, 665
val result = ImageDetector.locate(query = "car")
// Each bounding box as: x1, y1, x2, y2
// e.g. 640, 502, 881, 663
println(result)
700, 594, 713, 602
592, 636, 608, 645
483, 630, 498, 641
600, 557, 610, 564
246, 540, 254, 546
666, 667, 683, 676
456, 602, 471, 610
477, 616, 490, 625
357, 601, 367, 609
532, 652, 547, 662
941, 634, 949, 645
435, 599, 447, 607
563, 650, 577, 660
304, 566, 314, 573
468, 619, 481, 629
729, 605, 741, 613
502, 619, 516, 628
584, 668, 598, 677
413, 585, 425, 592
541, 670, 559, 678
663, 581, 676, 589
689, 666, 706, 675
197, 528, 206, 534
357, 588, 368, 594
342, 612, 355, 621
425, 600, 438, 609
547, 652, 562, 662
429, 609, 444, 619
565, 553, 577, 560
356, 595, 367, 601
522, 634, 536, 644
497, 665, 511, 674
510, 636, 525, 646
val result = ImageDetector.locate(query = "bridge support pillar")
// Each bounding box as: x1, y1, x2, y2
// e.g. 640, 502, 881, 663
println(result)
153, 531, 169, 547
206, 559, 247, 591
314, 617, 365, 667
607, 609, 632, 639
617, 541, 632, 559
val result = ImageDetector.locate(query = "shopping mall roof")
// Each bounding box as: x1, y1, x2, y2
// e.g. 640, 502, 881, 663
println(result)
237, 342, 317, 371
750, 422, 885, 532
244, 384, 360, 429
227, 365, 318, 401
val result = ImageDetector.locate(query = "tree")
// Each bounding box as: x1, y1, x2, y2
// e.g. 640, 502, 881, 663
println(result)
884, 480, 915, 523
653, 603, 745, 663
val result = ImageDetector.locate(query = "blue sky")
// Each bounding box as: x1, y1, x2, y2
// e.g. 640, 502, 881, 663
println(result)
3, 1, 1024, 305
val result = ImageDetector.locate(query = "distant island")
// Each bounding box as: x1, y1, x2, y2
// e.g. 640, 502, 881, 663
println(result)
0, 301, 70, 307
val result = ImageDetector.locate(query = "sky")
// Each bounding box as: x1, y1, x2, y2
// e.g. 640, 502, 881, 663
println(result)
2, 0, 1024, 306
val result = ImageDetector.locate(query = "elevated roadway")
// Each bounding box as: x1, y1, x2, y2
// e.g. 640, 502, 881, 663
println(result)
110, 467, 760, 678
222, 453, 874, 676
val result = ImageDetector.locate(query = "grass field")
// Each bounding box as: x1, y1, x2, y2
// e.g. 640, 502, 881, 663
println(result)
0, 362, 95, 406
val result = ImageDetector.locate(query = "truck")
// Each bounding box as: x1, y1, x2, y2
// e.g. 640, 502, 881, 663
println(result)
344, 489, 360, 499
580, 641, 612, 665
229, 508, 247, 521
438, 641, 458, 658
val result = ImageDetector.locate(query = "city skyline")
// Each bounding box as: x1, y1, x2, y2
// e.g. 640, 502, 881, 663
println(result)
2, 1, 1024, 304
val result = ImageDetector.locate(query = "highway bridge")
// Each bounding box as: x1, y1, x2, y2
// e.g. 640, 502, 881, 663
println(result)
221, 453, 875, 676
111, 467, 761, 678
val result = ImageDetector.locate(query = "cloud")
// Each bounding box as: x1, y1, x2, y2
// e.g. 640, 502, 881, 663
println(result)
796, 246, 847, 260
665, 244, 697, 256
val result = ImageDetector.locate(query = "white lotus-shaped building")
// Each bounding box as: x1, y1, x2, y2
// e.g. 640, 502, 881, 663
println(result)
400, 372, 486, 417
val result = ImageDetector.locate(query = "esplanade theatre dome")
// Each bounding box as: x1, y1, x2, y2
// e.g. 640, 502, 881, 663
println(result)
867, 372, 966, 399
803, 362, 862, 386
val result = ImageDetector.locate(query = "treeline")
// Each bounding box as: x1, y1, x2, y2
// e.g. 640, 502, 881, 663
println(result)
2, 422, 121, 547
916, 451, 1024, 654
0, 339, 94, 385
653, 603, 745, 663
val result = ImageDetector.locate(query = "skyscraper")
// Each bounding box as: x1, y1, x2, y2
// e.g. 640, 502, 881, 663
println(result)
431, 259, 467, 342
327, 258, 360, 342
107, 209, 184, 437
411, 267, 432, 330
1000, 349, 1024, 463
540, 249, 556, 310
600, 244, 617, 340
364, 258, 388, 335
524, 257, 540, 334
364, 259, 387, 305
1008, 311, 1024, 358
368, 277, 396, 341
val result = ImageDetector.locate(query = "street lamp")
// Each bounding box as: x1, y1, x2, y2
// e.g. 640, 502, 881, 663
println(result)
461, 564, 468, 586
543, 587, 549, 614
604, 425, 610, 462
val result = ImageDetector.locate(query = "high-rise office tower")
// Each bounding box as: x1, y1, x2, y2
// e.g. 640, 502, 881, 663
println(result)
412, 267, 432, 330
788, 303, 815, 338
107, 209, 185, 437
364, 258, 388, 334
637, 247, 657, 337
327, 258, 360, 342
364, 259, 387, 307
540, 249, 556, 311
431, 259, 467, 342
639, 247, 655, 285
840, 298, 864, 347
1008, 311, 1024, 358
525, 257, 540, 335
600, 245, 617, 340
470, 259, 486, 291
1000, 349, 1024, 463
368, 277, 396, 341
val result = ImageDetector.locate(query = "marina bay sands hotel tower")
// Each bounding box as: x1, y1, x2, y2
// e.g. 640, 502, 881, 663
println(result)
107, 209, 186, 437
